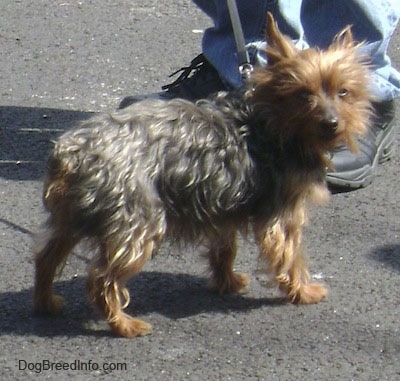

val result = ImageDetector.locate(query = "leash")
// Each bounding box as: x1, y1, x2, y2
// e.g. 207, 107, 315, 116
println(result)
226, 0, 253, 82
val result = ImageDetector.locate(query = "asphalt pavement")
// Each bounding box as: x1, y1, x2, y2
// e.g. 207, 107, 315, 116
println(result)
0, 1, 399, 380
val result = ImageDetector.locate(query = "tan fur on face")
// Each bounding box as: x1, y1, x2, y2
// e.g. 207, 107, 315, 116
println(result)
252, 13, 373, 159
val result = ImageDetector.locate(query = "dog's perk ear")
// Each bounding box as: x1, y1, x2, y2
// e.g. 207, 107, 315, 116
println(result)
265, 12, 298, 64
330, 25, 356, 49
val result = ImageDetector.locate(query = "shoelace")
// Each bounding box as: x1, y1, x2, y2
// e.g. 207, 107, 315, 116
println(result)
161, 54, 207, 92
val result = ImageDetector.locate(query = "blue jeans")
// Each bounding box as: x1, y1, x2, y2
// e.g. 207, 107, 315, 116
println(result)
193, 0, 400, 101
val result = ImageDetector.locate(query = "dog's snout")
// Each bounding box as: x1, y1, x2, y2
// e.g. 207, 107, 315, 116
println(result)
320, 104, 339, 135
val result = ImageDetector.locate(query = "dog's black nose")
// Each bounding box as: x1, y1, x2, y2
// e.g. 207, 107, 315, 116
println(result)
321, 117, 339, 132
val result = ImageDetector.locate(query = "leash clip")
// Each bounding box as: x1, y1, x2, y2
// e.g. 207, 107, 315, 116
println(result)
239, 63, 254, 82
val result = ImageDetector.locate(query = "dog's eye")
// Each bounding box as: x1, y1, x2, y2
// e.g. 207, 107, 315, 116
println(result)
338, 88, 348, 98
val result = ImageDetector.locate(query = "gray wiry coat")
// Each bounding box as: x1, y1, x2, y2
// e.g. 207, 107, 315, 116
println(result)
46, 92, 295, 244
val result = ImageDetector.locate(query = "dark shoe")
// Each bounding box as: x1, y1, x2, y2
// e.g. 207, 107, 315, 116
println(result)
326, 100, 396, 189
119, 54, 229, 109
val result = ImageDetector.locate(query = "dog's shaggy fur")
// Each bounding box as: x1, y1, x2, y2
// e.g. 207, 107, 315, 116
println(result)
34, 13, 373, 337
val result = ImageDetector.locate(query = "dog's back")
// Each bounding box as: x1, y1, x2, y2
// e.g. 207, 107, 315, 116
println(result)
44, 96, 262, 239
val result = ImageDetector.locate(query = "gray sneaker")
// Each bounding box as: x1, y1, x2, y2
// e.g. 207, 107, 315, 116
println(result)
327, 100, 396, 189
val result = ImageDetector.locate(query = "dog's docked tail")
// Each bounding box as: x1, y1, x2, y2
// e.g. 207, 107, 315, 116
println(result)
42, 141, 82, 212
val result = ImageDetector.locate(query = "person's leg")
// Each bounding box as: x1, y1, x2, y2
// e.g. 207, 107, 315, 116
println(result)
198, 0, 268, 88
160, 0, 270, 99
249, 0, 309, 74
120, 0, 269, 105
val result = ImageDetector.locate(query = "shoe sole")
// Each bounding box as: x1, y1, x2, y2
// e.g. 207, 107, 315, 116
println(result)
326, 119, 395, 189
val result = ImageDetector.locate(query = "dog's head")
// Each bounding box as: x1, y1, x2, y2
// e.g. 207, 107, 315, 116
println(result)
251, 12, 374, 155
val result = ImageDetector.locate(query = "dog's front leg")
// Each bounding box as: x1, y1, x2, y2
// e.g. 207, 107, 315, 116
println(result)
255, 209, 328, 304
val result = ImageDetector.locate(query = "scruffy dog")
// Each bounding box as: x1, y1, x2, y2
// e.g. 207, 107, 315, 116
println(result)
34, 13, 373, 338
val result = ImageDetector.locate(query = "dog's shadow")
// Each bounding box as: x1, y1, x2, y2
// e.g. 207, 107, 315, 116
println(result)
0, 106, 92, 180
0, 272, 282, 338
369, 244, 400, 272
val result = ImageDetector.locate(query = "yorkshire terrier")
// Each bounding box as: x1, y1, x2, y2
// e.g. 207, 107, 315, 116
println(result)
34, 13, 373, 338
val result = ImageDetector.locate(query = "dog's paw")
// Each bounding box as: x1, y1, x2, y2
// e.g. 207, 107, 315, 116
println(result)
212, 271, 250, 295
110, 314, 153, 338
290, 282, 328, 304
34, 293, 65, 315
229, 272, 250, 294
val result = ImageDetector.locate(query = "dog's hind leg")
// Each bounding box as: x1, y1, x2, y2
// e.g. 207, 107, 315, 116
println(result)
87, 235, 159, 338
255, 210, 328, 304
34, 226, 79, 315
207, 230, 250, 294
